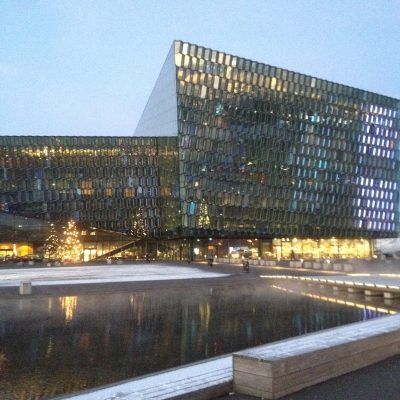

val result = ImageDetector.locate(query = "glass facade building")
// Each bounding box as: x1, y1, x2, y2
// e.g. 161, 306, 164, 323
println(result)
135, 40, 400, 258
0, 136, 178, 236
0, 136, 179, 259
1, 40, 399, 259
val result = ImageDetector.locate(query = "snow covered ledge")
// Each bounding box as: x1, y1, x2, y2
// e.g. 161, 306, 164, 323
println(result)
233, 314, 400, 399
59, 355, 232, 400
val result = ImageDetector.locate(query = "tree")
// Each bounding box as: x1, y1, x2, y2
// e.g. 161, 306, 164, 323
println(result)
129, 208, 149, 239
197, 198, 210, 228
59, 220, 83, 263
129, 208, 150, 258
43, 224, 59, 260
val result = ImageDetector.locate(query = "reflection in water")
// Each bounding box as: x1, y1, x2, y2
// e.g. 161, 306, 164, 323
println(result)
59, 296, 78, 322
0, 353, 7, 373
130, 292, 145, 326
0, 282, 390, 399
199, 303, 211, 331
45, 337, 53, 358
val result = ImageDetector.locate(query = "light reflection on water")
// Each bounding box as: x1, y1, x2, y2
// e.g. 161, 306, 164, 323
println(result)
0, 282, 387, 399
59, 296, 78, 322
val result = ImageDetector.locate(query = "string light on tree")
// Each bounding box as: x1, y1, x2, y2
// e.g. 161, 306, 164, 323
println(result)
59, 220, 83, 263
129, 208, 149, 239
197, 198, 210, 227
129, 207, 150, 259
43, 224, 59, 260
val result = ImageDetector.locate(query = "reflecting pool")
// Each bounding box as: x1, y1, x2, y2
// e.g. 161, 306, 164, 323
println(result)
0, 282, 387, 399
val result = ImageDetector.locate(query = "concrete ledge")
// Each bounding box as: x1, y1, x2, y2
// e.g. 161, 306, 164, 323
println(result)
289, 261, 302, 268
19, 280, 32, 295
333, 263, 343, 271
343, 263, 354, 272
233, 314, 400, 399
62, 355, 232, 400
322, 262, 331, 270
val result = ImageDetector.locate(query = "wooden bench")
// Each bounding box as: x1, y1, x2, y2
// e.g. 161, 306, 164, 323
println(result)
233, 314, 400, 399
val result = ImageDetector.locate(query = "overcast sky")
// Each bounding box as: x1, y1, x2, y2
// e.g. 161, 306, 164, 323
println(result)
1, 0, 399, 137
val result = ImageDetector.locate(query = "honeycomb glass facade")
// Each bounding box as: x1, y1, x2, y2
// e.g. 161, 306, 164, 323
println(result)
0, 136, 179, 238
1, 40, 400, 260
157, 40, 400, 240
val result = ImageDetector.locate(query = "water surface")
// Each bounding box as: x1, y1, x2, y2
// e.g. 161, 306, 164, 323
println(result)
0, 281, 385, 399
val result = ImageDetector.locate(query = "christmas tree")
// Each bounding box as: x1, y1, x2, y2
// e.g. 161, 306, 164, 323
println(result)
59, 220, 83, 263
43, 224, 59, 260
129, 208, 149, 239
197, 198, 210, 227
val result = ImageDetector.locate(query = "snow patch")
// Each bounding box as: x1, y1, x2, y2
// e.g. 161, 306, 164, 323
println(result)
0, 263, 229, 287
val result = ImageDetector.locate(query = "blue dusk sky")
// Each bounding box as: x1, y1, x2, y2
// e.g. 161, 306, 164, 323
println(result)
1, 0, 399, 137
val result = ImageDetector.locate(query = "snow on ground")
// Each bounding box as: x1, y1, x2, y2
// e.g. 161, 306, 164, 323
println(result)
64, 355, 232, 400
0, 263, 229, 287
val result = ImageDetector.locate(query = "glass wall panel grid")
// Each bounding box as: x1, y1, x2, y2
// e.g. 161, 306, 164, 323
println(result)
172, 40, 400, 240
2, 41, 399, 244
0, 136, 180, 239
